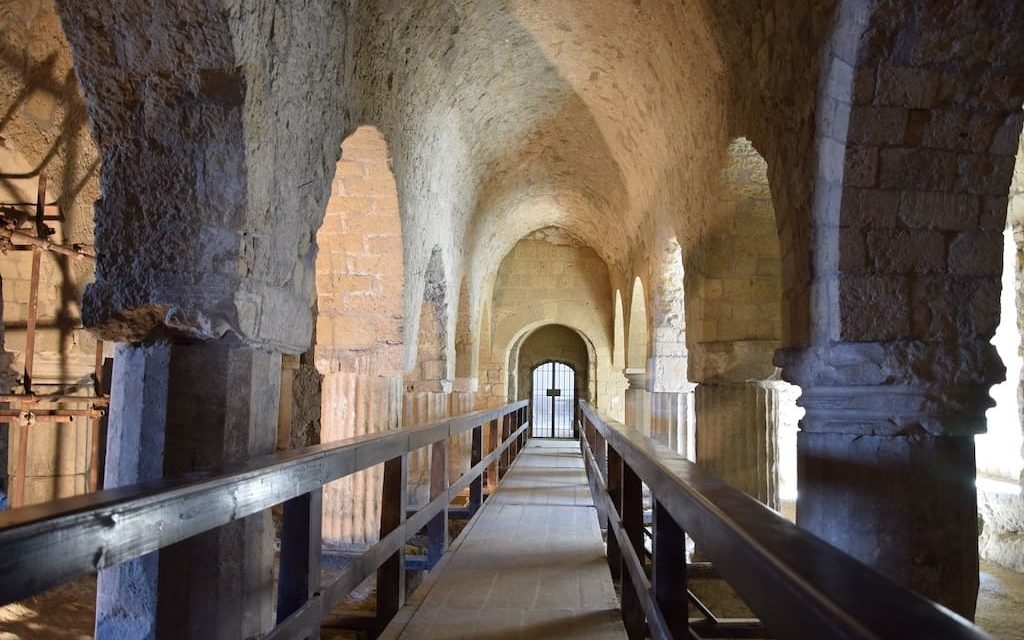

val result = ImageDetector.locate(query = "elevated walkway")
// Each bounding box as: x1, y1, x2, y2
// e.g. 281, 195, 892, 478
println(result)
381, 439, 627, 639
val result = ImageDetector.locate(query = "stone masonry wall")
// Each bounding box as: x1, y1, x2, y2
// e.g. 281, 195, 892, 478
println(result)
481, 228, 618, 413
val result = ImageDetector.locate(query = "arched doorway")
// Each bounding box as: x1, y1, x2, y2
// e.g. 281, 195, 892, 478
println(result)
531, 361, 576, 438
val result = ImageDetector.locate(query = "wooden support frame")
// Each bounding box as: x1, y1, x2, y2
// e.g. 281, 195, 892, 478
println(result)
377, 454, 408, 635
577, 400, 990, 640
0, 400, 530, 640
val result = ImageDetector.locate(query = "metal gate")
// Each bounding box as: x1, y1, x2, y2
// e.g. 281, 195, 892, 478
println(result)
531, 362, 575, 438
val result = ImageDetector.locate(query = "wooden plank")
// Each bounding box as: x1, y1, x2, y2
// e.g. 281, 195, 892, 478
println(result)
621, 461, 646, 640
606, 446, 623, 582
469, 425, 483, 512
578, 401, 991, 640
376, 454, 408, 635
427, 440, 448, 567
653, 499, 688, 638
277, 489, 323, 638
487, 418, 499, 490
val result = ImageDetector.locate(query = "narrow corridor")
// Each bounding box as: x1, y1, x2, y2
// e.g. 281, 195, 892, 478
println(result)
381, 439, 626, 639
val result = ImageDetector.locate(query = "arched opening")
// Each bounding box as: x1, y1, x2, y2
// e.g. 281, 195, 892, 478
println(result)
688, 137, 795, 511
977, 136, 1024, 571
626, 277, 649, 372
512, 324, 591, 437
613, 290, 626, 368
313, 125, 405, 549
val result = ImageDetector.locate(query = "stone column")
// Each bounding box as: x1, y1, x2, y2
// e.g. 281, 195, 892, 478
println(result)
650, 391, 691, 457
403, 382, 451, 508
777, 342, 1001, 618
694, 381, 778, 509
690, 341, 779, 508
623, 369, 651, 435
95, 343, 169, 640
447, 380, 476, 485
320, 370, 402, 549
95, 338, 281, 640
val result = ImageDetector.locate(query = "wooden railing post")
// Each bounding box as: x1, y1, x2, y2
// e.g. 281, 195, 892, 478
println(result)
277, 488, 322, 633
469, 424, 483, 512
621, 461, 646, 640
376, 454, 408, 634
606, 445, 623, 582
653, 499, 688, 638
427, 439, 448, 568
499, 413, 511, 478
487, 418, 499, 490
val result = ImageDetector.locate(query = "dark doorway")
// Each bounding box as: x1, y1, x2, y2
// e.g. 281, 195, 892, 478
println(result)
531, 362, 575, 438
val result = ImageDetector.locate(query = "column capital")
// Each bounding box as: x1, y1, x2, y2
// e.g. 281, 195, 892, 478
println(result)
775, 340, 1004, 436
623, 368, 647, 390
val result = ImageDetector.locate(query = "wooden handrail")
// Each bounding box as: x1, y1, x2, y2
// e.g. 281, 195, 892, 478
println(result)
577, 400, 990, 640
0, 400, 530, 624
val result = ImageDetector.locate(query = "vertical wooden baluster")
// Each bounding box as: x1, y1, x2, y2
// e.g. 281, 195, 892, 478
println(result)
427, 439, 448, 568
499, 413, 511, 478
487, 418, 499, 490
653, 499, 688, 638
377, 454, 408, 634
277, 488, 322, 635
606, 445, 622, 582
469, 424, 483, 512
621, 462, 646, 639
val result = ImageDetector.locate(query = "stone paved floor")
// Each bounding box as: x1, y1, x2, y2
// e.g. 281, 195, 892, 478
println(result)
380, 439, 627, 640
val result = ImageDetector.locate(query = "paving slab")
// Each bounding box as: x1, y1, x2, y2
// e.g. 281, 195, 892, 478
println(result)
381, 439, 627, 640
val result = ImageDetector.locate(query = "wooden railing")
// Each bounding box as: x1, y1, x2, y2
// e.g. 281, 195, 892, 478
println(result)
0, 400, 530, 639
576, 400, 991, 640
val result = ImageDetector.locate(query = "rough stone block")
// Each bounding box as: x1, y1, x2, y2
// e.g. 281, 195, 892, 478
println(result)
841, 187, 900, 228
898, 191, 978, 230
838, 275, 910, 340
876, 66, 940, 108
947, 231, 1003, 276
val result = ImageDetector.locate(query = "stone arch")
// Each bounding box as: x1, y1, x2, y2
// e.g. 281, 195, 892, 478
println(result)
775, 0, 1024, 616
688, 137, 783, 382
508, 322, 598, 406
626, 277, 649, 372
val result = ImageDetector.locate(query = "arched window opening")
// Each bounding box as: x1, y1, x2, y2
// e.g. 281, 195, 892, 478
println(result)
531, 362, 576, 438
614, 290, 626, 368
976, 224, 1024, 486
627, 277, 649, 371
313, 125, 404, 549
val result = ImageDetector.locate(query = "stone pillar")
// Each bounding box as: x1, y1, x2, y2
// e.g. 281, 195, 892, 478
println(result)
320, 371, 402, 549
623, 369, 651, 435
403, 384, 451, 508
690, 341, 779, 508
447, 381, 476, 486
694, 382, 778, 509
777, 342, 1001, 618
95, 338, 281, 640
651, 391, 690, 457
95, 343, 169, 640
